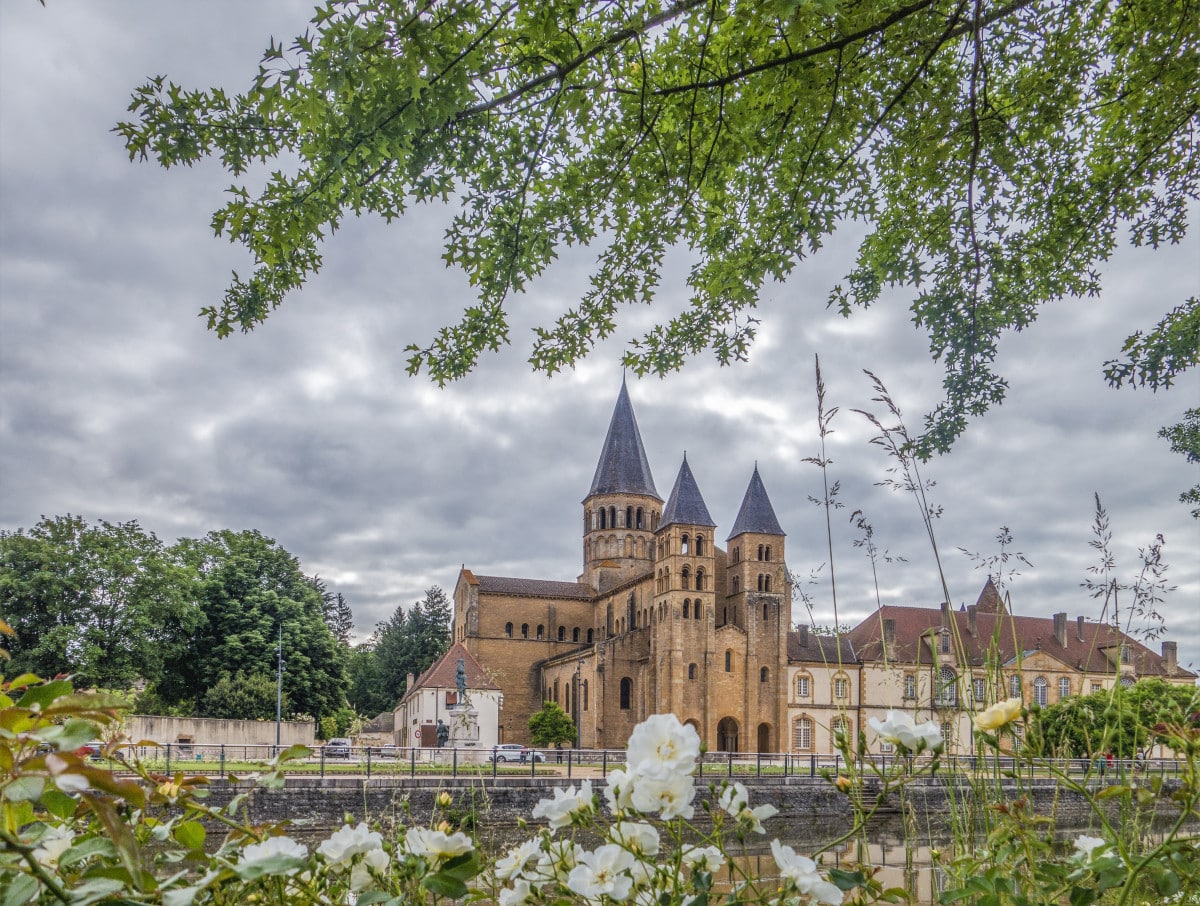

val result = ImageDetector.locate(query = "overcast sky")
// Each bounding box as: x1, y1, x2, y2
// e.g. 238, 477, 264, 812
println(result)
2, 2, 1197, 674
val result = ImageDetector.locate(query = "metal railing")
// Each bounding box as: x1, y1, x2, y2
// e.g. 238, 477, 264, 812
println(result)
108, 743, 1186, 784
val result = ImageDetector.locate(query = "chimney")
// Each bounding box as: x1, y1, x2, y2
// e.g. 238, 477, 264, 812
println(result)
1162, 641, 1178, 674
1053, 612, 1067, 648
967, 605, 978, 637
940, 601, 951, 623
406, 672, 415, 693
1076, 616, 1086, 641
799, 625, 809, 647
883, 619, 896, 659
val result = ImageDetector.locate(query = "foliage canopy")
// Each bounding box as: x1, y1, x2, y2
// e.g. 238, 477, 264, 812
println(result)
118, 0, 1199, 454
528, 700, 577, 748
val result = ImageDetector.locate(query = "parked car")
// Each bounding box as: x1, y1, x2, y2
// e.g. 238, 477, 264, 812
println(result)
368, 745, 398, 758
523, 749, 546, 764
491, 743, 524, 762
323, 738, 352, 758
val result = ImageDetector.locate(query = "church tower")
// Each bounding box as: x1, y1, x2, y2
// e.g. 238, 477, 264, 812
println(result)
726, 465, 790, 752
652, 455, 717, 743
581, 380, 661, 592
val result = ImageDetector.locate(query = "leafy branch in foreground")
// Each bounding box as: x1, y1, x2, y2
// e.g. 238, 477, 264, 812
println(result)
116, 0, 1199, 455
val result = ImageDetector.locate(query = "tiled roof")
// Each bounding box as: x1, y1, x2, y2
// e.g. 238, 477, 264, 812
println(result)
788, 629, 855, 664
476, 575, 594, 600
659, 455, 717, 529
404, 642, 501, 702
845, 584, 1195, 678
728, 465, 786, 539
587, 380, 660, 499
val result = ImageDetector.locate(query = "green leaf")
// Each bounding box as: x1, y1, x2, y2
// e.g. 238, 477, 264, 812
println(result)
16, 679, 73, 711
172, 820, 206, 852
828, 867, 867, 890
2, 774, 45, 801
422, 870, 468, 899
0, 873, 39, 906
41, 788, 78, 819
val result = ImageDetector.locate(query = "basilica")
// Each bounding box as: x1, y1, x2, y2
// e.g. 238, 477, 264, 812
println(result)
444, 383, 1193, 754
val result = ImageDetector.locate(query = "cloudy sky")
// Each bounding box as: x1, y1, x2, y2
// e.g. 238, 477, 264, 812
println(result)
2, 2, 1197, 673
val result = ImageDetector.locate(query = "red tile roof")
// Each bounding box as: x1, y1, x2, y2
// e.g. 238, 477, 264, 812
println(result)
475, 575, 594, 600
403, 642, 502, 702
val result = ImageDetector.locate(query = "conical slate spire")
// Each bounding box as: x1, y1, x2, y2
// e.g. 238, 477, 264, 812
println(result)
586, 380, 660, 500
659, 455, 716, 529
727, 465, 785, 539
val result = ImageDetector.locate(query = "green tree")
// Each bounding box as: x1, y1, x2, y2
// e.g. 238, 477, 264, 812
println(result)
163, 530, 348, 723
313, 576, 356, 647
118, 0, 1198, 456
346, 643, 387, 716
528, 701, 576, 748
199, 671, 286, 720
1158, 408, 1200, 518
371, 586, 452, 711
0, 515, 195, 690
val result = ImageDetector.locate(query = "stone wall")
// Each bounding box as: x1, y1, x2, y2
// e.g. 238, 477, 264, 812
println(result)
126, 715, 314, 748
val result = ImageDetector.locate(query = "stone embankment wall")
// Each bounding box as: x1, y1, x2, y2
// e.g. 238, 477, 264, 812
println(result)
204, 775, 1184, 846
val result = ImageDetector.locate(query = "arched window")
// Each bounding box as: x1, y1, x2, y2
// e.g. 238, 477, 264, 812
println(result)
757, 544, 764, 561
573, 627, 581, 643
764, 575, 771, 592
564, 684, 570, 713
626, 506, 633, 529
1033, 676, 1048, 706
553, 680, 559, 703
694, 602, 702, 620
765, 545, 772, 561
760, 666, 769, 683
683, 599, 691, 619
681, 533, 690, 554
600, 508, 607, 529
725, 650, 733, 672
582, 680, 588, 711
521, 623, 529, 638
609, 506, 617, 529
681, 567, 691, 590
733, 546, 740, 564
793, 717, 813, 750
762, 603, 769, 620
505, 622, 513, 638
536, 624, 545, 640
936, 666, 957, 706
1058, 677, 1070, 700
587, 628, 594, 644
688, 663, 697, 680
722, 606, 728, 625
620, 677, 632, 710
795, 674, 811, 698
732, 576, 740, 594
757, 574, 764, 592
695, 535, 705, 555
695, 568, 705, 590
636, 507, 644, 529
558, 626, 566, 641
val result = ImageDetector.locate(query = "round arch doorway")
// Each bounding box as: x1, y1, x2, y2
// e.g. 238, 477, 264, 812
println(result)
757, 722, 771, 753
717, 717, 740, 753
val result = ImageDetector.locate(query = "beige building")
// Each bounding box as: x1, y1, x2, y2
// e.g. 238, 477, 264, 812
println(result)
394, 642, 502, 750
845, 579, 1196, 755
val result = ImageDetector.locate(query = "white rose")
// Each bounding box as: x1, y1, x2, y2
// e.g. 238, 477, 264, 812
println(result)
868, 710, 943, 753
1072, 835, 1107, 860
349, 846, 390, 891
498, 878, 533, 906
629, 770, 696, 820
610, 821, 660, 856
681, 844, 725, 872
626, 714, 700, 778
494, 838, 542, 881
317, 822, 383, 865
567, 844, 635, 902
32, 827, 75, 867
718, 781, 777, 833
772, 840, 843, 904
404, 826, 474, 861
532, 781, 594, 831
239, 835, 308, 876
604, 768, 637, 813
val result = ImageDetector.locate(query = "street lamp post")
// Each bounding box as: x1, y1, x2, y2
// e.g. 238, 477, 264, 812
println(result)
275, 625, 284, 749
574, 658, 582, 750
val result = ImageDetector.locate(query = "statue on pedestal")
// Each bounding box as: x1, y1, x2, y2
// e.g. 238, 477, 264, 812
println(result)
435, 719, 449, 748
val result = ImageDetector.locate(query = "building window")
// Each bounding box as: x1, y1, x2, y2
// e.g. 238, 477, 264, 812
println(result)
1120, 645, 1131, 664
505, 622, 513, 638
1091, 682, 1102, 693
1009, 674, 1021, 699
558, 626, 566, 642
757, 544, 764, 561
636, 507, 644, 529
725, 650, 732, 672
764, 575, 771, 592
521, 623, 529, 639
573, 627, 581, 643
941, 632, 949, 653
762, 603, 769, 621
733, 546, 740, 564
765, 545, 772, 561
793, 717, 813, 750
681, 533, 690, 554
694, 603, 702, 621
688, 663, 697, 680
695, 568, 705, 591
832, 717, 849, 744
880, 741, 895, 754
1058, 677, 1070, 700
833, 676, 849, 700
941, 722, 954, 749
936, 666, 957, 707
1120, 675, 1134, 687
796, 675, 811, 698
696, 535, 705, 555
732, 576, 740, 594
904, 674, 916, 700
973, 678, 986, 704
683, 599, 691, 619
760, 667, 769, 683
757, 574, 764, 592
620, 677, 632, 710
537, 624, 545, 640
587, 628, 594, 644
681, 567, 691, 590
582, 680, 588, 711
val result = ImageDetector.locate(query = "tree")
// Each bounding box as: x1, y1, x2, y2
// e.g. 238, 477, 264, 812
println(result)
118, 0, 1199, 457
0, 515, 195, 690
1158, 408, 1200, 518
199, 671, 286, 721
371, 586, 453, 712
346, 643, 387, 716
163, 530, 348, 723
313, 576, 355, 646
528, 701, 576, 748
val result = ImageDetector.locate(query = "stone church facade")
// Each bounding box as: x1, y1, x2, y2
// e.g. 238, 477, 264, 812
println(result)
451, 381, 815, 752
449, 383, 1195, 753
